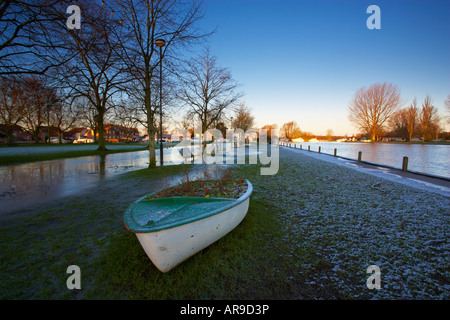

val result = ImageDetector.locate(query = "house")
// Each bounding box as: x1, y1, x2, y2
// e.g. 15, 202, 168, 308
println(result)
0, 124, 32, 143
38, 126, 61, 142
382, 137, 404, 142
84, 124, 140, 143
67, 128, 90, 142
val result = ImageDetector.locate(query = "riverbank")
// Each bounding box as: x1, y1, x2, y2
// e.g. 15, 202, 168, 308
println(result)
282, 141, 450, 179
0, 148, 448, 300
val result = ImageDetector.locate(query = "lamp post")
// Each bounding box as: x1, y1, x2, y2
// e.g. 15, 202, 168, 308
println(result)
155, 38, 166, 166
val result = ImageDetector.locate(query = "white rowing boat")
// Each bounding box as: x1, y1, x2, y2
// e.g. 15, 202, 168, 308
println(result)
123, 179, 253, 272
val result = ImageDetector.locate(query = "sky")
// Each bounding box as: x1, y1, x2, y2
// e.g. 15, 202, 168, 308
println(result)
198, 0, 450, 136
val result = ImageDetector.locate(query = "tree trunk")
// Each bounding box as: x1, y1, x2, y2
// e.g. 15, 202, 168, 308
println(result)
97, 112, 108, 151
33, 129, 40, 144
145, 70, 156, 168
7, 127, 15, 145
148, 128, 156, 168
147, 108, 156, 167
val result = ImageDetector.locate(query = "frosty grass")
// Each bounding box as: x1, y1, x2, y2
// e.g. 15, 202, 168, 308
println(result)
244, 148, 449, 299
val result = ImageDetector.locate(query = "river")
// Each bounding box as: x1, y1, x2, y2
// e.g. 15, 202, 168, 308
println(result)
288, 141, 450, 179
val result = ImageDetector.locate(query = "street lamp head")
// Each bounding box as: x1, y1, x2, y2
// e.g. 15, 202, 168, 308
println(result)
155, 39, 166, 47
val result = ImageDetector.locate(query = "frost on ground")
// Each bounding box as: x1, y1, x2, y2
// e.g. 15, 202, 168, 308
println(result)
243, 148, 449, 299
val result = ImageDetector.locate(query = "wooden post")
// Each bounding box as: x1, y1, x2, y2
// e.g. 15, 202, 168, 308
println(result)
308, 145, 310, 151
318, 146, 321, 153
358, 151, 362, 162
402, 156, 408, 171
300, 145, 302, 150
334, 148, 337, 157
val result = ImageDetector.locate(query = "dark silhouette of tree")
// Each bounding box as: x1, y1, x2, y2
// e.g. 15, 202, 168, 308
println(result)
54, 1, 128, 151
179, 49, 242, 143
112, 0, 210, 167
0, 0, 73, 75
0, 76, 25, 144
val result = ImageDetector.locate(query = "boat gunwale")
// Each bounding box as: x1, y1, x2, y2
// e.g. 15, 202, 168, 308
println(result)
124, 179, 253, 233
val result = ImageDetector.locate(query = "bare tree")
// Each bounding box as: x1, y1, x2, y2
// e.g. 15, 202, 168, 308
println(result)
0, 76, 25, 144
231, 103, 255, 132
261, 123, 278, 144
179, 49, 242, 142
20, 76, 58, 143
432, 114, 442, 142
52, 99, 80, 143
281, 121, 301, 141
73, 96, 98, 143
388, 108, 409, 140
113, 101, 140, 142
405, 98, 417, 142
178, 112, 195, 138
349, 82, 401, 141
0, 0, 73, 75
126, 77, 174, 146
419, 95, 439, 142
111, 0, 209, 167
54, 1, 128, 151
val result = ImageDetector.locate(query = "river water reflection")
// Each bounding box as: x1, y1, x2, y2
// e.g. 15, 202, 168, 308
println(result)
0, 150, 157, 214
291, 142, 450, 179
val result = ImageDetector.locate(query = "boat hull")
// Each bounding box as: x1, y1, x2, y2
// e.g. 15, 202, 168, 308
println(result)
135, 197, 250, 272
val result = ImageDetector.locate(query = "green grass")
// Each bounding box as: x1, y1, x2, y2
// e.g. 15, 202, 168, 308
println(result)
89, 196, 290, 299
119, 163, 192, 180
88, 163, 295, 299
